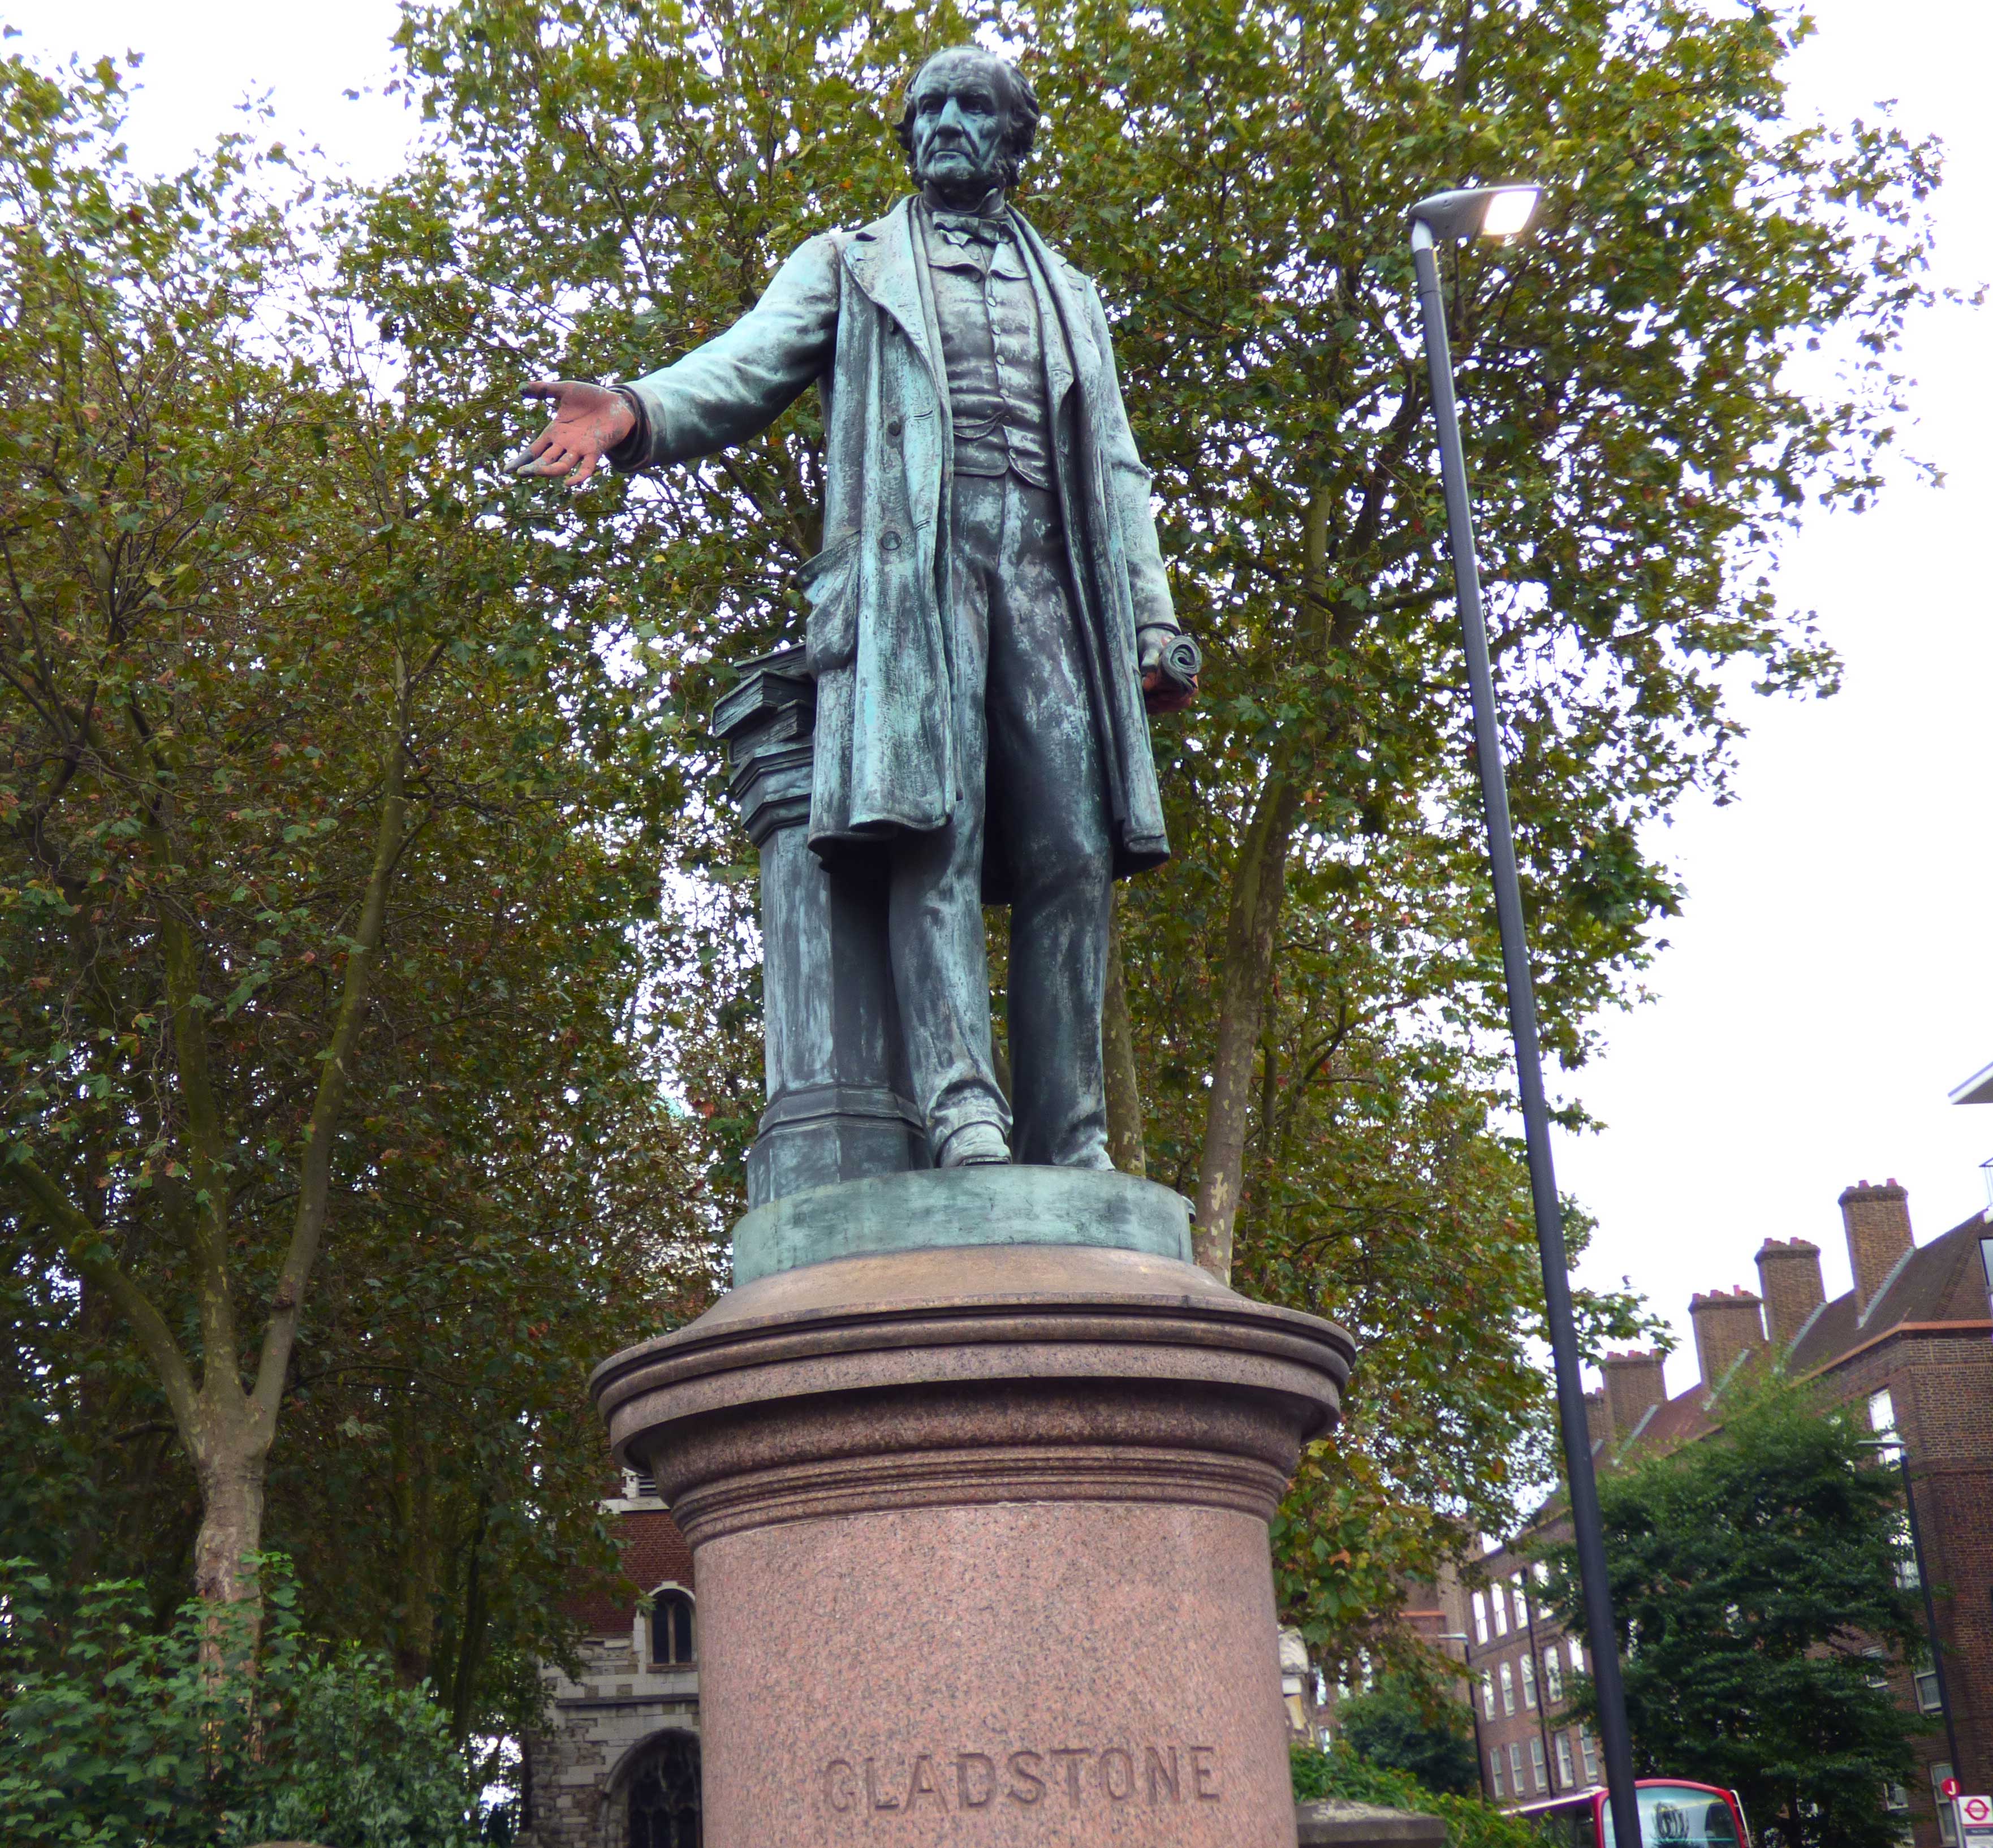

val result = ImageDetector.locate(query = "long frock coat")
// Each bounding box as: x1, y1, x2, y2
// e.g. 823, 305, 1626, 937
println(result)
623, 196, 1175, 892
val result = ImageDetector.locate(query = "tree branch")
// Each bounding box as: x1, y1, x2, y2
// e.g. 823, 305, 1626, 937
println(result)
0, 1149, 200, 1443
250, 653, 412, 1433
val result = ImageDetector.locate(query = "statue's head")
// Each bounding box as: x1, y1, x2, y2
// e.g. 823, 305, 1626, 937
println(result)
895, 45, 1041, 198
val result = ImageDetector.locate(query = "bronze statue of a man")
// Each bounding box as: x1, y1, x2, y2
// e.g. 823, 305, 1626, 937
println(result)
519, 45, 1191, 1172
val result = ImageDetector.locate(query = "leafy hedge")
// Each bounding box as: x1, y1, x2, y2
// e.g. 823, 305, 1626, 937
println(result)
0, 1558, 483, 1847
1293, 1742, 1550, 1848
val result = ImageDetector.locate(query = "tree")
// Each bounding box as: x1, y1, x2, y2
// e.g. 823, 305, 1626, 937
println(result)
0, 46, 711, 1707
1541, 1380, 1930, 1848
1338, 1672, 1481, 1797
353, 0, 1941, 1673
0, 1557, 484, 1848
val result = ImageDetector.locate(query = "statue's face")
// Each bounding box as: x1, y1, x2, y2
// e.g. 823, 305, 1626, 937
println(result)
906, 49, 1011, 199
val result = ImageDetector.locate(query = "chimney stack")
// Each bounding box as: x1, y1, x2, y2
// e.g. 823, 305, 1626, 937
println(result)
1599, 1350, 1667, 1438
1585, 1387, 1613, 1449
1755, 1238, 1826, 1350
1840, 1180, 1914, 1318
1689, 1286, 1765, 1392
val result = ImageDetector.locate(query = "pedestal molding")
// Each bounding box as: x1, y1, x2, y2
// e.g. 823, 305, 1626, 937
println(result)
668, 1440, 1293, 1543
591, 1227, 1354, 1848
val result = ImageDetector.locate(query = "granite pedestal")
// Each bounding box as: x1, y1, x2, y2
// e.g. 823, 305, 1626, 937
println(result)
592, 1169, 1354, 1846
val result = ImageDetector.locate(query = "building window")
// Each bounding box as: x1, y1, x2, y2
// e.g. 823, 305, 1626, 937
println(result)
1481, 1671, 1496, 1720
1492, 1586, 1509, 1637
1530, 1737, 1548, 1794
1555, 1732, 1576, 1787
1509, 1742, 1526, 1793
1934, 1765, 1958, 1846
632, 1467, 659, 1499
1886, 1785, 1910, 1814
1512, 1574, 1529, 1629
1892, 1514, 1921, 1590
1521, 1652, 1538, 1710
628, 1730, 701, 1848
1914, 1668, 1943, 1714
1868, 1387, 1897, 1440
1473, 1590, 1490, 1645
1580, 1726, 1599, 1784
1500, 1661, 1515, 1715
649, 1588, 696, 1668
1491, 1751, 1505, 1799
1543, 1647, 1565, 1704
1568, 1635, 1585, 1677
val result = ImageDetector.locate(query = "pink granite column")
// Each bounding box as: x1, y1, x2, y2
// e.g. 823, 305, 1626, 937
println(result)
594, 1230, 1352, 1847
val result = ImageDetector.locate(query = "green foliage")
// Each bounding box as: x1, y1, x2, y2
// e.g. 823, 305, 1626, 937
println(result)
1336, 1672, 1481, 1798
1539, 1378, 1930, 1848
0, 49, 711, 1729
353, 0, 1941, 1681
4, 0, 1949, 1728
0, 1557, 478, 1848
1292, 1742, 1545, 1848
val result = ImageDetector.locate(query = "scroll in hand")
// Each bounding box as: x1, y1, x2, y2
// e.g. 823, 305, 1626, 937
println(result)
1142, 631, 1201, 716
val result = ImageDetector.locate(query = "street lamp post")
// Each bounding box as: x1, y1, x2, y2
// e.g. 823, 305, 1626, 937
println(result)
1439, 1631, 1489, 1797
1408, 183, 1643, 1848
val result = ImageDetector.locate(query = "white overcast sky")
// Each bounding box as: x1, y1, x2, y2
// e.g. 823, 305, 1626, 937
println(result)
10, 1, 1989, 1396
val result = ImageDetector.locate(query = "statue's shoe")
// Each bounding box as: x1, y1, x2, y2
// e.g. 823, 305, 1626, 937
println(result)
937, 1121, 1010, 1167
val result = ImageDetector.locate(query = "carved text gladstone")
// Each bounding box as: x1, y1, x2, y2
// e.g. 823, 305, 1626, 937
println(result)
820, 1744, 1221, 1814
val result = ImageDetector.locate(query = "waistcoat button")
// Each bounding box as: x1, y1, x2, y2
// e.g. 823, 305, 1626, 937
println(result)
882, 530, 902, 551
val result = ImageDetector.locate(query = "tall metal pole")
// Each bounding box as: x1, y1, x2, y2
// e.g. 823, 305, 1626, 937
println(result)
1410, 214, 1645, 1848
1441, 1631, 1488, 1794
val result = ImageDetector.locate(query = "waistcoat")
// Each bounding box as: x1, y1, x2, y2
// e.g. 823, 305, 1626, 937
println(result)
926, 217, 1055, 491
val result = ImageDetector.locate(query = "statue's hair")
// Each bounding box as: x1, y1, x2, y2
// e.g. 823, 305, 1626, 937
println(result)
894, 45, 1041, 189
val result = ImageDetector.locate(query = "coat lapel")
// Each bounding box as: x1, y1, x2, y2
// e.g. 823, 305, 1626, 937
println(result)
1009, 208, 1105, 406
842, 197, 935, 380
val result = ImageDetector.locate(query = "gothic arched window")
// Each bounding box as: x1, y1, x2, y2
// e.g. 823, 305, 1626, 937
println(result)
627, 1730, 701, 1848
649, 1587, 695, 1668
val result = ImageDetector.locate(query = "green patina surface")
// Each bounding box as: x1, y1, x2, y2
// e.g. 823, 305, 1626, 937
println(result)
730, 1164, 1192, 1285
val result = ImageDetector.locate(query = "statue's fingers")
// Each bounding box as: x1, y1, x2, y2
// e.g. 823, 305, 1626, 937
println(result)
510, 431, 568, 474
568, 450, 601, 488
522, 441, 580, 478
506, 429, 556, 473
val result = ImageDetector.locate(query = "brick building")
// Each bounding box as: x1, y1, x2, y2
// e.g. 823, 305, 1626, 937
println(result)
517, 1473, 702, 1848
1459, 1175, 1993, 1846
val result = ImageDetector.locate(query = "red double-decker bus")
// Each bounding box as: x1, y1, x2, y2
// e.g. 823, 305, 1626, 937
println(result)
1511, 1779, 1752, 1847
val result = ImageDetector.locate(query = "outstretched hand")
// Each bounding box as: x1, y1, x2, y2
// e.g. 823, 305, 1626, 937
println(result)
507, 379, 638, 487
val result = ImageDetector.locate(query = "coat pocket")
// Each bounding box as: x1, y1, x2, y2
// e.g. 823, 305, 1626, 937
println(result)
795, 531, 861, 674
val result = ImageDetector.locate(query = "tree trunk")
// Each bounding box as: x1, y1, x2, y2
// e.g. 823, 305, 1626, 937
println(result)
392, 1405, 439, 1686
448, 1497, 493, 1744
2, 664, 413, 1634
1191, 771, 1302, 1282
1102, 892, 1147, 1178
193, 1458, 265, 1606
191, 1401, 270, 1661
